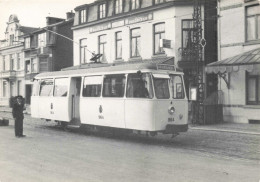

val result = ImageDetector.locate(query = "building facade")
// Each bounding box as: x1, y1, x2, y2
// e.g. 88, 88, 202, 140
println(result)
0, 13, 74, 106
22, 14, 74, 104
206, 0, 260, 123
0, 15, 38, 106
72, 0, 197, 66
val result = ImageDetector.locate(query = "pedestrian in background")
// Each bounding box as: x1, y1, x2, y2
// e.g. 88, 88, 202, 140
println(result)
12, 96, 26, 138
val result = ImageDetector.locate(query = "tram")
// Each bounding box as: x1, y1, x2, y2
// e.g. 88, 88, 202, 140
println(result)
31, 58, 188, 136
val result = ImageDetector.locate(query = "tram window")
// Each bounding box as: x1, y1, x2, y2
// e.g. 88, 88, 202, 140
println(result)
54, 78, 69, 97
170, 75, 184, 99
153, 78, 170, 99
39, 79, 53, 96
126, 73, 153, 98
83, 76, 102, 97
103, 74, 125, 97
32, 80, 40, 96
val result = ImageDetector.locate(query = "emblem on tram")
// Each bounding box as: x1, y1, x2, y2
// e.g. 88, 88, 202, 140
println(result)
99, 105, 103, 113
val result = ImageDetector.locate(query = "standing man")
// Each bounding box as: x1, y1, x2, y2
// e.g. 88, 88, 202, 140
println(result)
12, 96, 26, 137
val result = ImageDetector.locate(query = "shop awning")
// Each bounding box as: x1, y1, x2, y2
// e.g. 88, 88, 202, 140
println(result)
206, 48, 260, 73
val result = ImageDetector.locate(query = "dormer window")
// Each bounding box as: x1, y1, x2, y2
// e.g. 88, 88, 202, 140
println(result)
99, 3, 106, 19
115, 0, 123, 14
80, 9, 87, 24
38, 32, 46, 48
131, 0, 140, 10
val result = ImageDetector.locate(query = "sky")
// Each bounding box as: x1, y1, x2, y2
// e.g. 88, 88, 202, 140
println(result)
0, 0, 95, 39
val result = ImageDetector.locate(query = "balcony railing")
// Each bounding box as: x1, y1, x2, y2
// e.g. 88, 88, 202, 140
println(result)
178, 48, 203, 68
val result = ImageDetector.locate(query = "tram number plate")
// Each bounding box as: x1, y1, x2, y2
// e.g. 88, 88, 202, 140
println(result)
168, 118, 174, 122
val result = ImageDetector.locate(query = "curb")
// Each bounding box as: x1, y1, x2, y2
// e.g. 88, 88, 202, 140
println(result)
190, 127, 260, 136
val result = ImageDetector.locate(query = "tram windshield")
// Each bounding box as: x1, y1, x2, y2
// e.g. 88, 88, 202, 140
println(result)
153, 74, 170, 99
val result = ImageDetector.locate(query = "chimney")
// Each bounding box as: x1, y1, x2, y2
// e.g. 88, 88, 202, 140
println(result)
66, 11, 75, 20
46, 17, 65, 25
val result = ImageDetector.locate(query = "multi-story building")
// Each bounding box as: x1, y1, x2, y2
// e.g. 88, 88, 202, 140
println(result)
0, 12, 75, 106
22, 12, 74, 104
0, 15, 38, 106
206, 0, 260, 123
72, 0, 197, 66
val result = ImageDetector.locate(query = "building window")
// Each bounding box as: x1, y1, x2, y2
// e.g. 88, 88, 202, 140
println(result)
10, 54, 15, 70
115, 32, 122, 59
247, 72, 260, 105
154, 23, 165, 55
131, 28, 141, 57
99, 3, 106, 19
31, 58, 37, 73
154, 0, 165, 4
25, 60, 30, 73
115, 0, 123, 14
182, 19, 194, 49
25, 37, 30, 49
10, 81, 15, 97
246, 4, 260, 41
2, 56, 5, 71
39, 58, 48, 72
38, 32, 46, 47
17, 80, 22, 95
98, 35, 107, 62
80, 9, 87, 24
131, 0, 140, 10
80, 39, 88, 64
9, 34, 14, 46
3, 81, 7, 97
17, 53, 21, 70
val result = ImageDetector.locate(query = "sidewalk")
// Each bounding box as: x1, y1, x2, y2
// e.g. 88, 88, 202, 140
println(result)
1, 106, 260, 135
189, 123, 260, 136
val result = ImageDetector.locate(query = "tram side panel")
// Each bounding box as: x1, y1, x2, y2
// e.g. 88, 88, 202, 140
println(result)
80, 98, 125, 128
124, 99, 155, 131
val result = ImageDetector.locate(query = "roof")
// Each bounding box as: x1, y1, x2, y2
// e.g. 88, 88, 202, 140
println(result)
19, 26, 40, 34
35, 57, 180, 78
206, 47, 260, 73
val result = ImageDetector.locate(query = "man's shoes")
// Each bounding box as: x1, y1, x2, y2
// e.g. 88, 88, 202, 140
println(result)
20, 135, 26, 137
16, 135, 26, 138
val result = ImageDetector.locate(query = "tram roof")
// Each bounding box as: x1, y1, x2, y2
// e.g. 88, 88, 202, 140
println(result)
35, 57, 182, 78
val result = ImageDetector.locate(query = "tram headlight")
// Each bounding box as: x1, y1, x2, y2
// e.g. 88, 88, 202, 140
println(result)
168, 106, 175, 115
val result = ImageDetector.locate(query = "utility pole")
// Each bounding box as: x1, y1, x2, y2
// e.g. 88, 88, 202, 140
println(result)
192, 0, 205, 124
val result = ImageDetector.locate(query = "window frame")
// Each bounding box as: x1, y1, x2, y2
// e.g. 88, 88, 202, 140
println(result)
181, 19, 195, 49
115, 0, 123, 14
131, 0, 140, 10
246, 72, 260, 105
99, 3, 107, 19
130, 28, 141, 58
80, 8, 87, 24
25, 37, 31, 49
98, 34, 107, 62
102, 74, 126, 98
80, 38, 88, 64
153, 22, 165, 55
115, 31, 122, 59
10, 54, 15, 71
53, 77, 69, 97
39, 79, 54, 97
154, 0, 165, 5
82, 76, 103, 97
245, 4, 260, 42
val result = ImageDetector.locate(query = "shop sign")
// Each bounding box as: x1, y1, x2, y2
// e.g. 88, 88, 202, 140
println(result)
125, 13, 153, 25
90, 22, 112, 33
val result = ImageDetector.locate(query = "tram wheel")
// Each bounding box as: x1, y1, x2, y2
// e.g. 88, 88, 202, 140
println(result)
60, 121, 68, 131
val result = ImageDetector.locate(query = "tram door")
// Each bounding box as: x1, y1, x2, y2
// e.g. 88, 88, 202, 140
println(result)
70, 77, 81, 122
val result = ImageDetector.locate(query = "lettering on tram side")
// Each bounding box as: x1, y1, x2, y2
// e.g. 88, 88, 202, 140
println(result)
98, 115, 104, 119
168, 117, 174, 122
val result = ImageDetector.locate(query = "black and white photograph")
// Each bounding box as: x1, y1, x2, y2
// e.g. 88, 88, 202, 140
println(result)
0, 0, 260, 181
